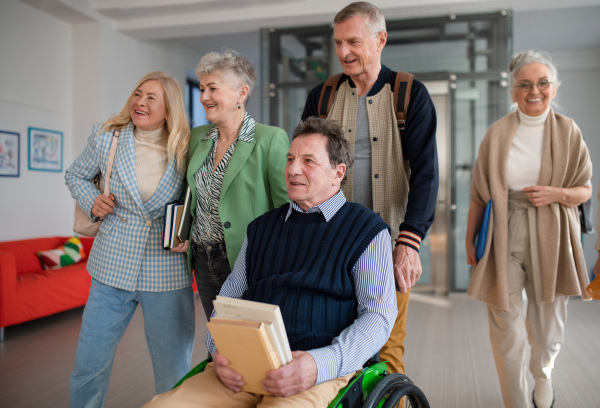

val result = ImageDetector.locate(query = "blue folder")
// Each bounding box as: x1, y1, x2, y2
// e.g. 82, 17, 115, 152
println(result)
476, 200, 492, 261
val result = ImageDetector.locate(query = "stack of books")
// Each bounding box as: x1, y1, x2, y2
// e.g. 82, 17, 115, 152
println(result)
162, 187, 193, 249
207, 296, 293, 395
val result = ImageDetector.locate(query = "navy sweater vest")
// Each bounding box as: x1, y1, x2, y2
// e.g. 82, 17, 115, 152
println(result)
243, 201, 389, 351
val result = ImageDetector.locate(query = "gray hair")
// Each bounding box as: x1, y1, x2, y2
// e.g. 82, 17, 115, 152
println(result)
195, 49, 256, 106
334, 1, 386, 36
292, 117, 354, 186
508, 50, 561, 89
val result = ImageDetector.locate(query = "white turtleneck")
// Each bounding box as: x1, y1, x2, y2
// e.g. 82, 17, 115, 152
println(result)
134, 127, 168, 203
506, 108, 550, 191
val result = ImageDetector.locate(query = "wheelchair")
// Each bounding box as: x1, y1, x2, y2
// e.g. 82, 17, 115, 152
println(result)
173, 356, 429, 408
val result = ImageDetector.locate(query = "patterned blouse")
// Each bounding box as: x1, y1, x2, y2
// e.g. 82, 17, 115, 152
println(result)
192, 113, 255, 244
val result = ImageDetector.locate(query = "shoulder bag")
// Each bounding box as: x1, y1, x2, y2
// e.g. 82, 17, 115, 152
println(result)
73, 129, 120, 237
579, 196, 595, 234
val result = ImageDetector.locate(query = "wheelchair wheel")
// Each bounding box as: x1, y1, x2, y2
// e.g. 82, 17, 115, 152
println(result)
362, 373, 429, 408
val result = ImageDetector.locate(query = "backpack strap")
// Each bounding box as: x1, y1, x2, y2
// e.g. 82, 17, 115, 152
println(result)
102, 129, 120, 196
317, 73, 343, 119
393, 71, 414, 138
317, 70, 414, 138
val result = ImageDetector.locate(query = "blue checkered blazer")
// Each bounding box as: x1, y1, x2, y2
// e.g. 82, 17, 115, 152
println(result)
65, 122, 193, 292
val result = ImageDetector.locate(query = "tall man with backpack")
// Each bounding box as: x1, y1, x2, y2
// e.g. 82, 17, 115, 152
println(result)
301, 1, 438, 375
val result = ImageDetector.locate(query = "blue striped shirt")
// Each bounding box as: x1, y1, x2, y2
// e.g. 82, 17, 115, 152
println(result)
206, 190, 398, 385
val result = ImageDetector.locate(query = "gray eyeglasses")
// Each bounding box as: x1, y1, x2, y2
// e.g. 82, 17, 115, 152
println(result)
515, 79, 552, 92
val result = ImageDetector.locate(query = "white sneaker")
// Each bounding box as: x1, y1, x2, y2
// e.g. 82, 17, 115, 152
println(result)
533, 378, 554, 408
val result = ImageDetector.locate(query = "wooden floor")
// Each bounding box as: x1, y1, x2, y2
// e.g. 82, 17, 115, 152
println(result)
1, 293, 599, 407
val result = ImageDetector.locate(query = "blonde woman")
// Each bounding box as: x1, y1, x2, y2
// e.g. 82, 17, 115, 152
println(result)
65, 71, 194, 407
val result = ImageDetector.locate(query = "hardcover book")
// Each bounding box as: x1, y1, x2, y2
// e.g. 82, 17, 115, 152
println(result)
208, 297, 293, 395
177, 186, 193, 244
162, 200, 182, 249
476, 199, 493, 261
207, 318, 281, 395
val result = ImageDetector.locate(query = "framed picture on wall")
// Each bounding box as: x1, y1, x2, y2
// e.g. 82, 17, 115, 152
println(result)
28, 127, 63, 172
0, 130, 20, 177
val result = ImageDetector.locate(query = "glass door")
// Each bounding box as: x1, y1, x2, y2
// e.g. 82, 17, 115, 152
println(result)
415, 81, 450, 294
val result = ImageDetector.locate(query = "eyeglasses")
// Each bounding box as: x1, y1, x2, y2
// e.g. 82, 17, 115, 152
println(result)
515, 80, 552, 92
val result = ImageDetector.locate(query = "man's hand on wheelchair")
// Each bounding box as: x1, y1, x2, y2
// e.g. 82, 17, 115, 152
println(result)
262, 351, 318, 397
212, 350, 245, 392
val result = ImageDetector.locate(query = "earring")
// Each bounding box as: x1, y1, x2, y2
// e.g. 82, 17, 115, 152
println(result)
238, 105, 241, 109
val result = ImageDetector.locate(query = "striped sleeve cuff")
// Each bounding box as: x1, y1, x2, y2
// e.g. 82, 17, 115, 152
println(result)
307, 346, 339, 385
395, 231, 421, 252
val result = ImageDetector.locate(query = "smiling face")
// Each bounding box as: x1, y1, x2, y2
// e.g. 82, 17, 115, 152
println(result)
333, 16, 386, 80
511, 62, 557, 117
199, 71, 248, 125
129, 80, 167, 131
285, 133, 346, 211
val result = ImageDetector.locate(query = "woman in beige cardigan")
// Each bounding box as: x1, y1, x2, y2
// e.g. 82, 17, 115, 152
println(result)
465, 51, 592, 408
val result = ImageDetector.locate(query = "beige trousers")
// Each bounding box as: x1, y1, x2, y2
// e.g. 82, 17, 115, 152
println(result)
143, 364, 354, 408
487, 194, 568, 408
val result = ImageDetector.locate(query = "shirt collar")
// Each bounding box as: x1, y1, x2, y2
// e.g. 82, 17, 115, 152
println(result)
203, 112, 255, 143
343, 64, 391, 97
285, 189, 346, 222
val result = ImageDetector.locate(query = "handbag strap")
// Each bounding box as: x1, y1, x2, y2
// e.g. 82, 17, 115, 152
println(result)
102, 129, 120, 196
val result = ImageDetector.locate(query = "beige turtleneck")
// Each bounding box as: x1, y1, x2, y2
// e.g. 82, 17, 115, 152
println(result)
134, 127, 168, 203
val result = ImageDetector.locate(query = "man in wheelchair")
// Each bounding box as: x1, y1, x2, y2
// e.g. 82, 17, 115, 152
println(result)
144, 117, 398, 407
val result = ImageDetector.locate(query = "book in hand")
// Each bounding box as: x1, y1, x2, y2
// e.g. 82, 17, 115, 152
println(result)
207, 318, 281, 395
207, 297, 292, 395
213, 296, 292, 365
176, 186, 193, 244
170, 205, 185, 248
162, 200, 182, 249
476, 199, 492, 261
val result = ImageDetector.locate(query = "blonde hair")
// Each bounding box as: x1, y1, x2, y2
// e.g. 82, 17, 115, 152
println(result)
102, 71, 190, 174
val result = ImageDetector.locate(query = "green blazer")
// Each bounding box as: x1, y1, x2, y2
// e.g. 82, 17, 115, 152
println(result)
186, 122, 290, 270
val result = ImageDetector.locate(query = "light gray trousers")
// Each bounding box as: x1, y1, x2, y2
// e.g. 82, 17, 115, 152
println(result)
487, 193, 567, 408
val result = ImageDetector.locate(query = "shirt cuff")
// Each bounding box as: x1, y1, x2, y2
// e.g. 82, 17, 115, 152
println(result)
307, 346, 340, 385
395, 230, 421, 252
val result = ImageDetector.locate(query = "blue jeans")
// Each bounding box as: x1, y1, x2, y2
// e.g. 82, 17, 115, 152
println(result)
69, 278, 195, 408
192, 242, 232, 320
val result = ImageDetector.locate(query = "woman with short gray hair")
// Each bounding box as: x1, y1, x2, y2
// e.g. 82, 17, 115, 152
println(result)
172, 50, 289, 321
195, 50, 256, 107
466, 50, 592, 408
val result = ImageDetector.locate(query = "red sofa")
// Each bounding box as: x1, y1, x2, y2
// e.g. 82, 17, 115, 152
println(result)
0, 236, 94, 341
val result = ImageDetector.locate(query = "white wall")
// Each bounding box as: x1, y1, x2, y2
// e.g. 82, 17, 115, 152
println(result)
0, 0, 202, 241
0, 0, 72, 241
